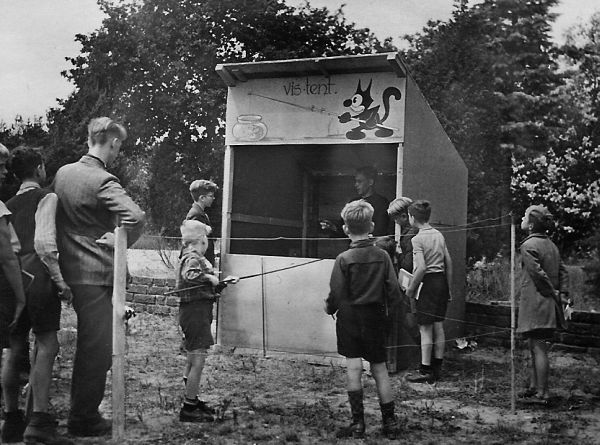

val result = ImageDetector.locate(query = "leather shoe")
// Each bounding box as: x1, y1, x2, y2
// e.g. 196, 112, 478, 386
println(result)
67, 416, 111, 437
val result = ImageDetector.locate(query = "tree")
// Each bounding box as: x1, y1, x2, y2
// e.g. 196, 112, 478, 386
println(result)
401, 0, 563, 259
47, 0, 394, 234
559, 12, 600, 146
512, 138, 600, 252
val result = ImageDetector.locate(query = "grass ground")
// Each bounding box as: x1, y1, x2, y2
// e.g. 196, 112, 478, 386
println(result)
27, 307, 598, 444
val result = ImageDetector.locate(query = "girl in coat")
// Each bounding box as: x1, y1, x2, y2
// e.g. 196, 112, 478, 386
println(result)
517, 205, 569, 403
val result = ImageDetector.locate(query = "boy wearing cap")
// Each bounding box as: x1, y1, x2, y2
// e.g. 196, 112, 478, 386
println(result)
186, 179, 218, 265
176, 220, 237, 422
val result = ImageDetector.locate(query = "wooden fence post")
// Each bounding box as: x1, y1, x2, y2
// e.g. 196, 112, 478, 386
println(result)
112, 226, 127, 441
510, 221, 516, 414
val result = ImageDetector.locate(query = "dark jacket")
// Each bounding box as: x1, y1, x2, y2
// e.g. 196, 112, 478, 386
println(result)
325, 238, 401, 314
398, 225, 418, 272
517, 233, 569, 333
176, 245, 217, 304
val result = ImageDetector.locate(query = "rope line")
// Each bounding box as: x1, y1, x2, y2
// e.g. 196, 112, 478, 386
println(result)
164, 258, 325, 295
138, 222, 512, 242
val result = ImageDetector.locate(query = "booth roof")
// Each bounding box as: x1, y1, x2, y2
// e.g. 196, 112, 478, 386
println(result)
215, 52, 406, 87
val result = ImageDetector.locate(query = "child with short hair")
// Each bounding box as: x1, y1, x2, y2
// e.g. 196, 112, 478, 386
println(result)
517, 205, 569, 404
405, 200, 453, 383
176, 220, 237, 422
325, 200, 402, 439
186, 179, 218, 265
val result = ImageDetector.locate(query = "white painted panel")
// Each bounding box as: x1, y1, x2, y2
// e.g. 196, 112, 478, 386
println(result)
218, 254, 338, 355
226, 73, 406, 145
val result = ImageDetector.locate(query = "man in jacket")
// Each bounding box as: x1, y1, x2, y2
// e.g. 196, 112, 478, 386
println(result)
54, 117, 145, 437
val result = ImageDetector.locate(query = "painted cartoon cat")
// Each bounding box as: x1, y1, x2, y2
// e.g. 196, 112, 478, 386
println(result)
338, 79, 402, 140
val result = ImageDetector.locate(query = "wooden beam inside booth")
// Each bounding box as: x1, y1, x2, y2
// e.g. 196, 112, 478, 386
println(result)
231, 213, 303, 229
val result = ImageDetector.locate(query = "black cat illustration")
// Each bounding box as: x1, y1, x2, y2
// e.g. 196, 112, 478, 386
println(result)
338, 79, 402, 140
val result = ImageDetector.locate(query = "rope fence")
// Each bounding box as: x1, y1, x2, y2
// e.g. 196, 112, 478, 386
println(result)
108, 212, 567, 436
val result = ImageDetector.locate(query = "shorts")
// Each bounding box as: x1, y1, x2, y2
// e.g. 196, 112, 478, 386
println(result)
415, 273, 449, 325
179, 300, 214, 351
522, 329, 555, 341
336, 303, 387, 364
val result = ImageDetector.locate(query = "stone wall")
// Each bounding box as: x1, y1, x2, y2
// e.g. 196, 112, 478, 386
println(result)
126, 276, 178, 316
465, 302, 600, 354
127, 275, 600, 355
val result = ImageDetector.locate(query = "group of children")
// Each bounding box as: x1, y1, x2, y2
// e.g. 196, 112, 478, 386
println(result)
173, 180, 569, 439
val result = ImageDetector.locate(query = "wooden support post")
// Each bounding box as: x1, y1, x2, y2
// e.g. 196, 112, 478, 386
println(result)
112, 226, 127, 441
510, 221, 516, 414
261, 257, 267, 357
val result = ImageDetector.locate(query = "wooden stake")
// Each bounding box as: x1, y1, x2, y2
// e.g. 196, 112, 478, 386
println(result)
112, 226, 127, 441
261, 257, 267, 357
510, 221, 516, 413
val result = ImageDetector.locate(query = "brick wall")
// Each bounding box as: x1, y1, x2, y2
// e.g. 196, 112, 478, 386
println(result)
465, 302, 600, 354
126, 276, 178, 316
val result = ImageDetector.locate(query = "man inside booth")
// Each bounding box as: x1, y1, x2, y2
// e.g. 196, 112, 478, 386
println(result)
321, 166, 392, 239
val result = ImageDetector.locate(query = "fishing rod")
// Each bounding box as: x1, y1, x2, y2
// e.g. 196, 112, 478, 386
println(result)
164, 258, 325, 295
247, 92, 398, 132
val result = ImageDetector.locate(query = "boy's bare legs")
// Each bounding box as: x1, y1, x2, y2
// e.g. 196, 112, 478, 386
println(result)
407, 324, 435, 383
1, 336, 27, 442
24, 331, 74, 445
180, 349, 214, 422
419, 324, 433, 365
346, 358, 363, 391
30, 331, 59, 412
370, 362, 393, 403
2, 336, 26, 412
184, 350, 206, 400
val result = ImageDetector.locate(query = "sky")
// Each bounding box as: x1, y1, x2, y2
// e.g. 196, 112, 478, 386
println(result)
1, 0, 599, 123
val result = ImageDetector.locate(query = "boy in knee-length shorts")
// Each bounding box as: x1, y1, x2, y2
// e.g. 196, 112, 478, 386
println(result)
325, 200, 402, 439
176, 220, 237, 422
405, 200, 453, 384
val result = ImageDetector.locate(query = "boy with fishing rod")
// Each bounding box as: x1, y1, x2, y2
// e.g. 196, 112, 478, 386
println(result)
174, 220, 239, 422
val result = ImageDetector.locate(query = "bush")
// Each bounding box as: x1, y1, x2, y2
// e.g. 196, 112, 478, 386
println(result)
466, 254, 512, 303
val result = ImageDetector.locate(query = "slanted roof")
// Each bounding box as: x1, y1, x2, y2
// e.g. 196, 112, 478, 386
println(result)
216, 52, 406, 87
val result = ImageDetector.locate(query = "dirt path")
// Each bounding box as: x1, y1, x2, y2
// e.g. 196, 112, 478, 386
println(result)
36, 308, 598, 444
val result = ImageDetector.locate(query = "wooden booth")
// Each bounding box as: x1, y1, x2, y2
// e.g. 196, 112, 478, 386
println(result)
215, 53, 468, 368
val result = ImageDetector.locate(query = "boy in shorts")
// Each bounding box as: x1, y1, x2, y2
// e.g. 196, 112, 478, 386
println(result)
405, 200, 453, 383
176, 220, 237, 422
3, 146, 73, 444
325, 200, 402, 439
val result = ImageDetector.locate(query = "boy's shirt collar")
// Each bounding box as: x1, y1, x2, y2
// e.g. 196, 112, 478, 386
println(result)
521, 233, 548, 244
349, 238, 375, 249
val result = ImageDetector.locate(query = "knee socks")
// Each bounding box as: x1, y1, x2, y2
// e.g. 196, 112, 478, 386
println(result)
347, 389, 364, 423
